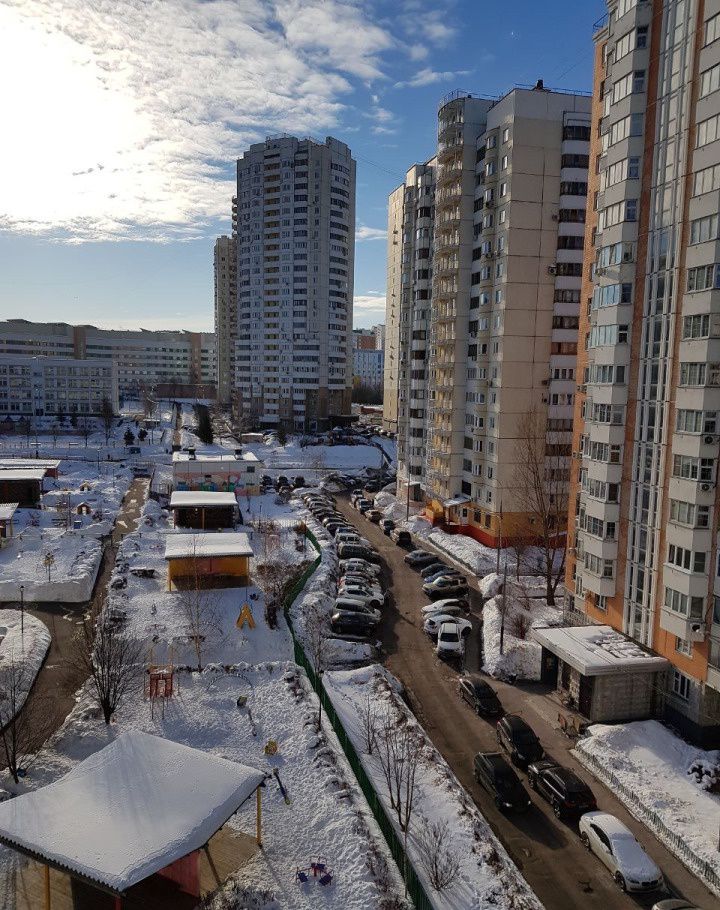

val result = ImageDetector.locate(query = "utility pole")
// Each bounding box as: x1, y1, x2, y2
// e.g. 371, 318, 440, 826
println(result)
499, 558, 508, 656
19, 585, 24, 639
496, 499, 503, 575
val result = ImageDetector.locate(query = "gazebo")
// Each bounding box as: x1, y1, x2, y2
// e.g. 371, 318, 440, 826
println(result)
164, 532, 253, 590
169, 491, 238, 530
0, 731, 266, 909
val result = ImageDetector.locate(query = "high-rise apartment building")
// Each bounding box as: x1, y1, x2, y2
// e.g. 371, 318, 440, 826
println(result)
214, 235, 237, 405
391, 87, 591, 541
568, 0, 720, 747
230, 136, 355, 431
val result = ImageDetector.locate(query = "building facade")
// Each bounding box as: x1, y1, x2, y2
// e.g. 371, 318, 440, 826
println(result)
230, 136, 356, 431
351, 329, 377, 350
352, 348, 384, 388
214, 235, 237, 405
0, 354, 119, 417
567, 0, 720, 747
0, 320, 215, 398
391, 87, 591, 541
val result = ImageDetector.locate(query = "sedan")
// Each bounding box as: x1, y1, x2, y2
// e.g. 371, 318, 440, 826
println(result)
423, 614, 472, 639
420, 561, 449, 579
579, 812, 664, 893
337, 586, 384, 609
404, 550, 438, 568
421, 597, 470, 614
474, 752, 531, 813
379, 518, 395, 535
423, 578, 470, 599
459, 674, 502, 716
527, 760, 597, 818
331, 610, 379, 635
422, 568, 465, 585
421, 604, 467, 622
339, 558, 381, 577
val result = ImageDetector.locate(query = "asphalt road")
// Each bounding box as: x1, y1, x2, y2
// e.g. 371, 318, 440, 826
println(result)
334, 495, 715, 910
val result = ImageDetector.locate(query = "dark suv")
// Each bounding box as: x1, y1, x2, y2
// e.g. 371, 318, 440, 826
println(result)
473, 752, 531, 813
459, 674, 502, 716
330, 611, 378, 636
527, 760, 597, 818
496, 715, 544, 768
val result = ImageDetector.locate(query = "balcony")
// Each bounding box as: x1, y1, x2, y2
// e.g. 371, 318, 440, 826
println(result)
660, 606, 707, 642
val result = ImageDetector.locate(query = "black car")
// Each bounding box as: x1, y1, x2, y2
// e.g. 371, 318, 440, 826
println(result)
420, 561, 449, 578
404, 550, 438, 568
527, 760, 597, 818
473, 752, 531, 813
496, 715, 544, 768
330, 610, 378, 635
391, 529, 413, 547
459, 674, 502, 716
379, 518, 395, 535
276, 475, 289, 488
292, 475, 306, 488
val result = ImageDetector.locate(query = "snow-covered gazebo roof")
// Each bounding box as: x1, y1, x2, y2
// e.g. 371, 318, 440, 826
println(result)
532, 625, 670, 677
169, 491, 238, 508
0, 731, 264, 894
164, 531, 253, 560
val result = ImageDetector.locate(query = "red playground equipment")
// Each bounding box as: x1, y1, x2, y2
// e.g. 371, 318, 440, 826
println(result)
144, 646, 176, 718
296, 856, 333, 886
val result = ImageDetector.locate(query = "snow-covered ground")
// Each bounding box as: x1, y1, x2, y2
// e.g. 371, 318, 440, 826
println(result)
480, 576, 563, 681
324, 665, 543, 910
0, 460, 132, 603
0, 609, 51, 719
574, 720, 720, 895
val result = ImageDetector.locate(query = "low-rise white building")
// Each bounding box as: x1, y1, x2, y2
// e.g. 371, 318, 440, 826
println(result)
172, 449, 262, 495
0, 354, 119, 417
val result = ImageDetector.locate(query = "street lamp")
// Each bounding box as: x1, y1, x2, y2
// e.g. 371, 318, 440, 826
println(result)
19, 584, 24, 637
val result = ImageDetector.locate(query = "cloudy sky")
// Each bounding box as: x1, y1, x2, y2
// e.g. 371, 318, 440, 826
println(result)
0, 0, 603, 330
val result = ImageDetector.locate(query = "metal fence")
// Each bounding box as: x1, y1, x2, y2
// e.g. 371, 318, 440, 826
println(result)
282, 529, 434, 910
576, 747, 720, 897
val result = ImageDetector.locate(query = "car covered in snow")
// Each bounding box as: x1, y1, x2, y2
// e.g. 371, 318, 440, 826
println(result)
404, 550, 438, 568
496, 715, 544, 768
435, 621, 466, 659
421, 603, 467, 622
335, 530, 362, 545
423, 614, 471, 639
527, 760, 597, 818
421, 597, 470, 614
459, 674, 502, 716
330, 610, 379, 636
422, 567, 466, 585
423, 576, 470, 599
579, 812, 664, 893
339, 558, 381, 577
338, 584, 384, 609
473, 752, 531, 813
365, 509, 383, 523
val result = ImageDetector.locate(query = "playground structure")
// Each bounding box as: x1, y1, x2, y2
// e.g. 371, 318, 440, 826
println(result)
144, 646, 177, 718
296, 856, 333, 886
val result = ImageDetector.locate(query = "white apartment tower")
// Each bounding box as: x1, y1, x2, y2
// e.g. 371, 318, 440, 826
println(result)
392, 87, 591, 544
214, 235, 237, 405
232, 136, 356, 431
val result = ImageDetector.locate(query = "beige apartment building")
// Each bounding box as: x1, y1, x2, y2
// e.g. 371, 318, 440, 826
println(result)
391, 86, 591, 544
567, 0, 720, 747
214, 235, 237, 405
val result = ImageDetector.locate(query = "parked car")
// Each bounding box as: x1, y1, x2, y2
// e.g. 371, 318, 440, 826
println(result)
337, 543, 381, 563
422, 568, 465, 585
423, 577, 469, 599
337, 585, 384, 609
435, 621, 465, 660
335, 533, 362, 547
473, 752, 531, 813
379, 518, 395, 535
422, 596, 470, 614
496, 715, 544, 768
391, 529, 413, 547
421, 603, 467, 622
331, 611, 379, 636
420, 561, 449, 579
424, 613, 471, 639
404, 550, 438, 568
333, 597, 381, 622
357, 500, 374, 515
292, 475, 306, 488
652, 902, 705, 910
276, 475, 289, 488
527, 760, 597, 818
459, 674, 502, 716
326, 522, 352, 536
339, 558, 381, 577
579, 812, 664, 893
366, 509, 383, 523
340, 577, 384, 598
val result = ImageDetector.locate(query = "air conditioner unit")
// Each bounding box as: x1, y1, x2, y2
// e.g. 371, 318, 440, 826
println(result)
704, 434, 716, 445
701, 482, 712, 492
547, 265, 557, 275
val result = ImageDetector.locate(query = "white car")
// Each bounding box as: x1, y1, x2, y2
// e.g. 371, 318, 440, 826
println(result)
336, 586, 384, 609
579, 812, 664, 893
424, 614, 471, 639
421, 597, 469, 615
339, 559, 381, 577
421, 602, 466, 620
335, 532, 362, 545
435, 621, 466, 659
340, 575, 384, 594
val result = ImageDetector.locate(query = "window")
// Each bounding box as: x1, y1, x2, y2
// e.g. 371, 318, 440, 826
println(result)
700, 62, 720, 98
592, 282, 632, 309
669, 499, 711, 528
665, 588, 705, 620
599, 199, 638, 229
693, 164, 720, 196
706, 12, 720, 46
486, 135, 496, 149
502, 127, 510, 143
682, 314, 710, 338
672, 670, 691, 700
499, 181, 507, 197
668, 544, 706, 573
676, 637, 693, 657
690, 214, 719, 244
501, 155, 508, 170
672, 453, 715, 480
687, 264, 720, 291
697, 113, 720, 148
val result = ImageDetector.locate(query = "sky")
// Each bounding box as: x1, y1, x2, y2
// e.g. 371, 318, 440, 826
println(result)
0, 0, 605, 332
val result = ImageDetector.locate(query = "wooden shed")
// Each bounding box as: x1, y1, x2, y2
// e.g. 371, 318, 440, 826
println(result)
0, 470, 45, 508
169, 492, 238, 531
164, 532, 253, 590
0, 503, 18, 541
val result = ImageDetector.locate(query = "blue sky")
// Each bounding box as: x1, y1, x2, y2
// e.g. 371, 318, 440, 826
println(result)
0, 0, 604, 331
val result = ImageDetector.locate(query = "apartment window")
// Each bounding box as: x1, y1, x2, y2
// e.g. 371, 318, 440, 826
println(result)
501, 155, 508, 170
687, 264, 720, 291
706, 12, 720, 46
690, 214, 719, 244
675, 638, 693, 657
682, 314, 711, 338
693, 164, 720, 196
665, 588, 705, 620
599, 199, 638, 229
502, 127, 510, 143
668, 544, 706, 573
672, 670, 691, 700
697, 113, 720, 148
670, 499, 711, 528
672, 453, 715, 480
700, 62, 720, 98
486, 135, 497, 149
499, 182, 507, 197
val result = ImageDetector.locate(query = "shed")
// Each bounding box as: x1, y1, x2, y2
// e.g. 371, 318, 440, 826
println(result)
533, 625, 669, 722
0, 470, 45, 508
0, 503, 18, 540
169, 491, 238, 530
0, 459, 61, 479
0, 731, 265, 909
164, 532, 253, 589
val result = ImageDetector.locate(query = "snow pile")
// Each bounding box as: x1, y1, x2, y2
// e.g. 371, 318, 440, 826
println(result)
481, 581, 562, 681
0, 610, 51, 719
324, 666, 542, 910
574, 721, 720, 895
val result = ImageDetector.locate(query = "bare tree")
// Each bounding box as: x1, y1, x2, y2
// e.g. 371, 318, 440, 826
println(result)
78, 416, 92, 448
375, 713, 423, 834
304, 599, 328, 725
256, 552, 303, 628
416, 816, 461, 892
100, 396, 115, 445
141, 384, 156, 419
512, 408, 569, 605
176, 539, 221, 671
69, 610, 143, 725
358, 690, 378, 755
0, 653, 55, 783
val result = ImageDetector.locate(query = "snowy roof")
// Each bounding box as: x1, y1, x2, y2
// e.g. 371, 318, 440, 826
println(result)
532, 625, 670, 676
170, 491, 238, 508
173, 451, 260, 464
443, 495, 470, 508
0, 459, 60, 471
0, 503, 18, 521
164, 531, 253, 560
0, 469, 46, 482
0, 731, 264, 893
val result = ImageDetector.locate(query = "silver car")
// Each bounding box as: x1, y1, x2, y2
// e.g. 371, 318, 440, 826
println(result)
579, 811, 664, 893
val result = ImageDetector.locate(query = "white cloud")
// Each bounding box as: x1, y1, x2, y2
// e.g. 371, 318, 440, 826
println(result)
356, 225, 387, 241
408, 43, 428, 61
353, 294, 386, 328
395, 67, 470, 89
0, 0, 394, 242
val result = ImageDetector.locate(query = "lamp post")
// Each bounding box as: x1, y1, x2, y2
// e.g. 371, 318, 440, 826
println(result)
19, 584, 24, 638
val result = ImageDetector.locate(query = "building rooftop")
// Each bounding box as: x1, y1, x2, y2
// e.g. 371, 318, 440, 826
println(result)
532, 625, 670, 677
0, 470, 46, 482
169, 492, 238, 509
164, 531, 253, 560
0, 503, 18, 521
172, 451, 260, 465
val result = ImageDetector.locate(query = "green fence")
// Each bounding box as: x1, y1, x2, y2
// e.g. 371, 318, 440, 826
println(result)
283, 530, 434, 910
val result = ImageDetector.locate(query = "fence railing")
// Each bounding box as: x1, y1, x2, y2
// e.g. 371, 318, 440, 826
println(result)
282, 528, 434, 910
576, 746, 720, 897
